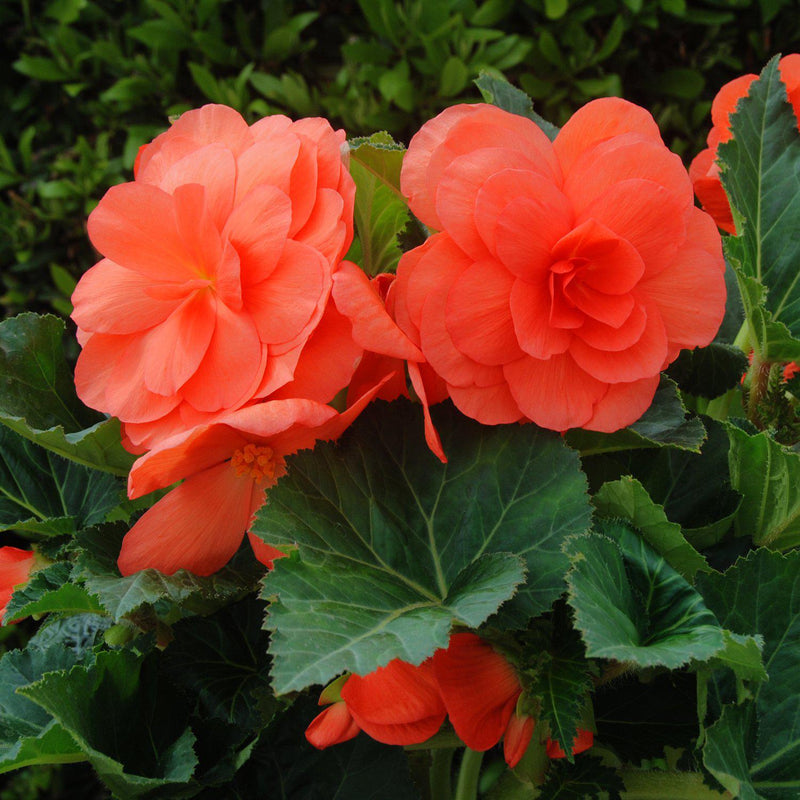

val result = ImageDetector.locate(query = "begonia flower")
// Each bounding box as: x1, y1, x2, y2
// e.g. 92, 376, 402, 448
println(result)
390, 100, 726, 433
72, 104, 358, 450
118, 385, 383, 577
690, 54, 800, 234
0, 547, 36, 622
306, 658, 446, 748
546, 728, 594, 759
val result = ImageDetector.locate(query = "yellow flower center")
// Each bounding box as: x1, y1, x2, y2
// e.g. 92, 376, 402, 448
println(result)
231, 443, 279, 483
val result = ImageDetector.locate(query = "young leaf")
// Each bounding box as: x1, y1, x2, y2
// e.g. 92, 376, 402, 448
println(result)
0, 314, 134, 476
565, 520, 725, 669
347, 132, 410, 276
21, 649, 199, 800
718, 57, 800, 361
727, 424, 800, 549
0, 426, 123, 537
257, 399, 591, 693
592, 477, 711, 581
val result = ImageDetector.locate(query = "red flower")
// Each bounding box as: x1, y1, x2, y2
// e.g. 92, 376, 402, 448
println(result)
0, 547, 36, 622
306, 658, 446, 748
391, 100, 726, 434
546, 728, 594, 759
690, 54, 800, 234
72, 105, 358, 450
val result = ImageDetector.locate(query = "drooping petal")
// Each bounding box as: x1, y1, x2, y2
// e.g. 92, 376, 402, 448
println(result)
247, 531, 287, 570
433, 633, 521, 752
118, 461, 255, 576
408, 361, 446, 464
332, 261, 423, 360
341, 659, 446, 746
504, 713, 535, 769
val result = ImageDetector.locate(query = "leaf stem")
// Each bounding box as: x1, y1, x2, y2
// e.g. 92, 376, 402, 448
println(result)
454, 748, 484, 800
430, 747, 455, 800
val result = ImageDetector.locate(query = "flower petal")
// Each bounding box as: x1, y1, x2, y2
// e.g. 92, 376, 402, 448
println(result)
583, 375, 660, 433
305, 702, 361, 750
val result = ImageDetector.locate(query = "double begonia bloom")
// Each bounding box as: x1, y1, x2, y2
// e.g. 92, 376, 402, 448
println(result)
72, 104, 357, 450
393, 100, 726, 433
690, 54, 800, 234
118, 389, 380, 577
0, 547, 36, 623
306, 658, 446, 748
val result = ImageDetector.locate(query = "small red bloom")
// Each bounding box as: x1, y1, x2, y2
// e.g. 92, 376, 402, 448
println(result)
546, 728, 595, 759
0, 547, 36, 623
306, 658, 446, 748
690, 54, 800, 233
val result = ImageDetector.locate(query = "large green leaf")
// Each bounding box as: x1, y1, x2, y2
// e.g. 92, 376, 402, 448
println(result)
727, 424, 800, 549
566, 376, 706, 456
699, 549, 800, 799
0, 425, 123, 537
565, 520, 725, 669
198, 697, 420, 800
592, 477, 710, 581
257, 399, 591, 693
0, 614, 108, 774
666, 342, 749, 400
0, 314, 134, 476
162, 597, 276, 734
4, 561, 104, 623
75, 525, 264, 621
21, 649, 199, 800
346, 132, 409, 276
718, 57, 800, 361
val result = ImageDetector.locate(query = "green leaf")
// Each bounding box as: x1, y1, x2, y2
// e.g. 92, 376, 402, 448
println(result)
666, 343, 750, 399
474, 71, 559, 141
698, 549, 800, 798
565, 376, 706, 456
205, 696, 420, 799
347, 132, 410, 276
566, 520, 725, 669
257, 399, 591, 693
162, 597, 275, 733
538, 755, 624, 800
0, 426, 123, 537
592, 477, 711, 581
718, 57, 800, 361
727, 424, 800, 549
0, 314, 134, 476
21, 650, 198, 800
75, 525, 264, 621
4, 561, 104, 623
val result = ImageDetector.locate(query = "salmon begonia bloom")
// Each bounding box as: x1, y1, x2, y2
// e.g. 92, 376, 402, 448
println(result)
118, 386, 382, 577
306, 658, 446, 748
392, 100, 726, 433
72, 104, 358, 450
0, 547, 36, 623
690, 54, 800, 234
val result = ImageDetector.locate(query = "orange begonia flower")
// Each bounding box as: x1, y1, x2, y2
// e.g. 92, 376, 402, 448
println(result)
0, 547, 36, 623
306, 658, 446, 749
690, 54, 800, 234
118, 384, 383, 577
388, 100, 725, 434
72, 105, 358, 450
433, 632, 525, 758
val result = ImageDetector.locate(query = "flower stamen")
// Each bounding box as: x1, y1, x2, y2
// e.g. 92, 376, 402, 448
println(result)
231, 443, 279, 483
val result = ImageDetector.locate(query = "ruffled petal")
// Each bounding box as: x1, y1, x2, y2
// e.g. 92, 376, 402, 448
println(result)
509, 277, 573, 359
583, 375, 660, 433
